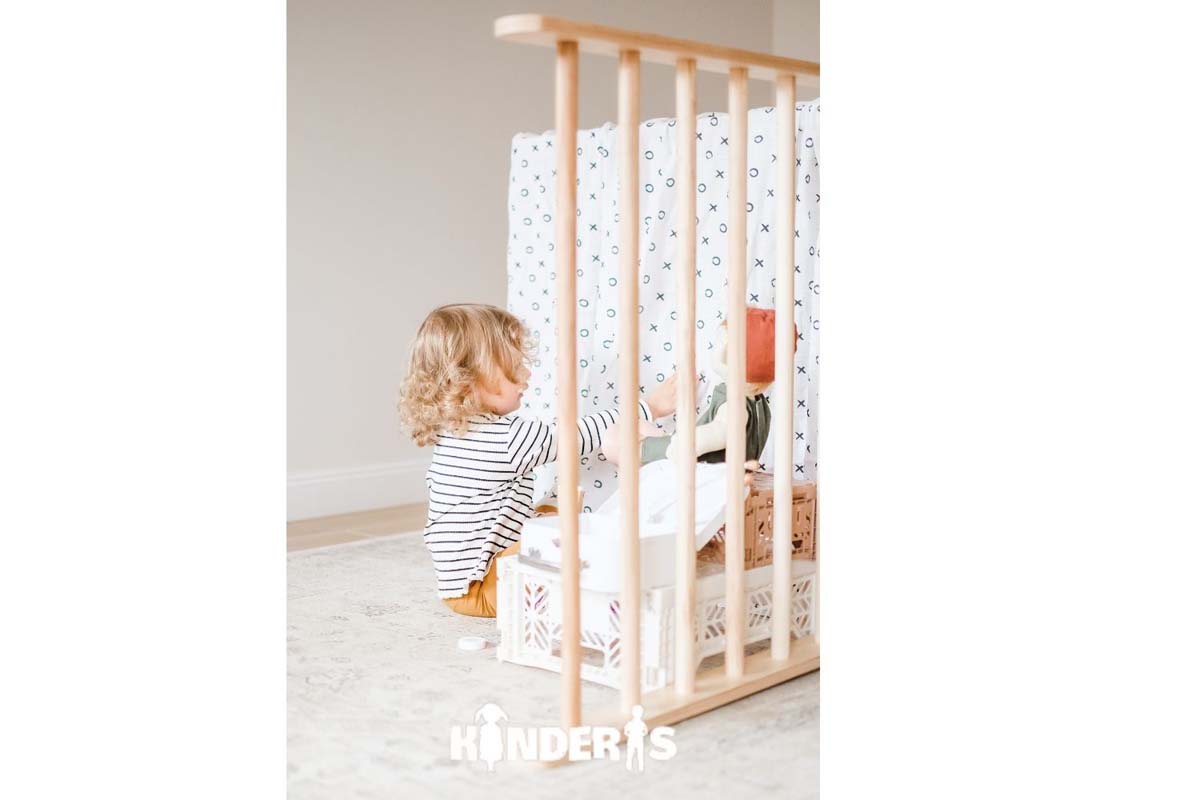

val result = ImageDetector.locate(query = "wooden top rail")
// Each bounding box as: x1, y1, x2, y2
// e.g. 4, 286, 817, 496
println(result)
494, 14, 820, 86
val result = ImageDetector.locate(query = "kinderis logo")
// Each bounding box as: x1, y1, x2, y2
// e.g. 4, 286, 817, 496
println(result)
450, 702, 677, 771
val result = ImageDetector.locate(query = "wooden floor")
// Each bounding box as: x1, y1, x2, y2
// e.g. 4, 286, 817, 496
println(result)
287, 503, 427, 552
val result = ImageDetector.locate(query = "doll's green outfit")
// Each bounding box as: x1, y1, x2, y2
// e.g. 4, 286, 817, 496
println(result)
640, 382, 771, 465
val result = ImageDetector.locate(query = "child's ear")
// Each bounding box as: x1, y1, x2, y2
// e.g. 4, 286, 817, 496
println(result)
475, 372, 507, 407
469, 378, 490, 407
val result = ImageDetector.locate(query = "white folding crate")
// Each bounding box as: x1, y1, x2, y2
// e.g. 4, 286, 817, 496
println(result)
495, 553, 816, 692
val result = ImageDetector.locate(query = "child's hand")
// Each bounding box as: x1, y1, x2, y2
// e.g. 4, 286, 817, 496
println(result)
646, 373, 680, 419
743, 459, 763, 487
601, 419, 665, 466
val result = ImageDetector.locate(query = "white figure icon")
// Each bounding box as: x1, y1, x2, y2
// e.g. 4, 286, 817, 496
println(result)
475, 703, 508, 771
623, 704, 649, 772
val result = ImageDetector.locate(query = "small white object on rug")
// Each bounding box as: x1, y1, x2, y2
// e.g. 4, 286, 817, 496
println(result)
457, 636, 487, 652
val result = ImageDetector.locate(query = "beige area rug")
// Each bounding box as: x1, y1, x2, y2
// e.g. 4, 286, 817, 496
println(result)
287, 532, 819, 799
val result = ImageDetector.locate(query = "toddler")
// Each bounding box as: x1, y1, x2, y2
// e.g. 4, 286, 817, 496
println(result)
398, 304, 675, 618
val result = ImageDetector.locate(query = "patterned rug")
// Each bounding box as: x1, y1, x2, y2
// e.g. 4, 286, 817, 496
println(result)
287, 532, 819, 798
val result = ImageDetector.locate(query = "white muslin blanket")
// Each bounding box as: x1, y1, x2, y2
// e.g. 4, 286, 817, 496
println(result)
519, 461, 741, 592
506, 102, 821, 512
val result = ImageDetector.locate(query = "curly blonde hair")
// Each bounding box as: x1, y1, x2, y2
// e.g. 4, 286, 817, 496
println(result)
397, 304, 533, 446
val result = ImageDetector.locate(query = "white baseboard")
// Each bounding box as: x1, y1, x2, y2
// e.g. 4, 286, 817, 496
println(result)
287, 458, 429, 521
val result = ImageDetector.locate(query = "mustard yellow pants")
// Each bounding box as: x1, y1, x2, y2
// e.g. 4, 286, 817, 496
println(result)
442, 543, 520, 618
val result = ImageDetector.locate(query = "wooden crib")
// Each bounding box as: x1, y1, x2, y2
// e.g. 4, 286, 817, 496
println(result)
494, 13, 820, 739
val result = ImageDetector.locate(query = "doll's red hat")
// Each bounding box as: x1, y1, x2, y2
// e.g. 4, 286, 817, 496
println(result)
745, 307, 798, 383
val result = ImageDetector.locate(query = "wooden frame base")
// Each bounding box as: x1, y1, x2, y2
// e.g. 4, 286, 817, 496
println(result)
531, 639, 818, 769
532, 638, 819, 768
597, 636, 820, 731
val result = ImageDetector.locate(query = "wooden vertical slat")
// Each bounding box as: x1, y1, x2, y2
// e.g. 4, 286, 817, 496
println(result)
617, 48, 641, 715
555, 39, 581, 731
724, 66, 749, 680
772, 74, 797, 660
673, 57, 698, 697
814, 500, 820, 645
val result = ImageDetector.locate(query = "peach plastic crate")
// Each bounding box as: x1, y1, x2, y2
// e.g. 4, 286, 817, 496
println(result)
700, 475, 817, 569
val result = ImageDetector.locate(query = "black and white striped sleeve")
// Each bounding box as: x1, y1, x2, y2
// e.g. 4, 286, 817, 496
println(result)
506, 401, 651, 473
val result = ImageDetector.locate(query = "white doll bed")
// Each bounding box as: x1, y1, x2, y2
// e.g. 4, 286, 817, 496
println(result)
518, 462, 733, 592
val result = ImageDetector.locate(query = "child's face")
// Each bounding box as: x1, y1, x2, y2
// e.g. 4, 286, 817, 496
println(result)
478, 370, 528, 415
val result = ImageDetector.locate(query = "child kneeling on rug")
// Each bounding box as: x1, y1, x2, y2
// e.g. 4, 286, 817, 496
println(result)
398, 304, 675, 618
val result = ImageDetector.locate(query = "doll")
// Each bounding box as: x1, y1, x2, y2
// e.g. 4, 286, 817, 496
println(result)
604, 307, 797, 466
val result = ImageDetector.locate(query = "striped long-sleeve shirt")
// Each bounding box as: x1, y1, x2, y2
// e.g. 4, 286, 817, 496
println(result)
424, 400, 651, 599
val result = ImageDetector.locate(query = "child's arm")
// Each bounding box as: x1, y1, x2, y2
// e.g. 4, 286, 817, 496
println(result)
507, 401, 652, 474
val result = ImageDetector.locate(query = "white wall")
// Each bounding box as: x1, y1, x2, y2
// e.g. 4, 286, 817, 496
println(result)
773, 0, 820, 64
288, 0, 818, 520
